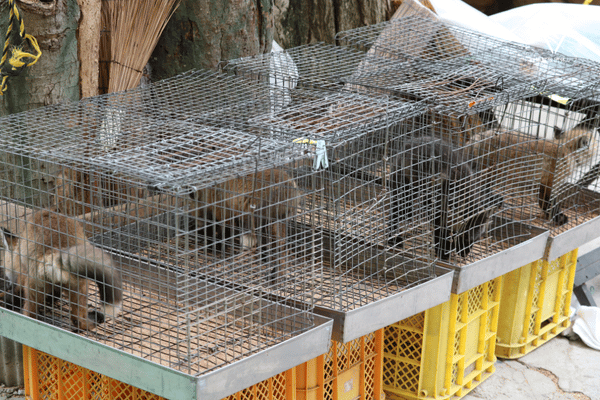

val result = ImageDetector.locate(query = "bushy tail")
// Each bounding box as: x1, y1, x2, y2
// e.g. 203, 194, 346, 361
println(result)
64, 242, 123, 317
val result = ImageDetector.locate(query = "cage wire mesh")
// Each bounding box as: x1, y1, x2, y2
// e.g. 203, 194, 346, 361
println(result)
483, 86, 600, 236
0, 92, 323, 378
221, 42, 412, 94
252, 108, 445, 311
177, 71, 447, 312
335, 14, 600, 238
119, 66, 452, 311
217, 39, 550, 269
330, 14, 600, 256
335, 14, 600, 115
83, 67, 447, 313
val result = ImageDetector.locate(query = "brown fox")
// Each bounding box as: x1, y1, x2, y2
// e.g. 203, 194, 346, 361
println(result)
553, 126, 598, 167
189, 169, 300, 281
0, 209, 123, 330
468, 126, 597, 225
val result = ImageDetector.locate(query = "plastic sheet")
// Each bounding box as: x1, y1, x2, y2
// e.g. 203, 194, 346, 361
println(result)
424, 0, 600, 63
572, 306, 600, 351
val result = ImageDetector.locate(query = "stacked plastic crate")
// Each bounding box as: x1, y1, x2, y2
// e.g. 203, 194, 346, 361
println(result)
336, 11, 600, 376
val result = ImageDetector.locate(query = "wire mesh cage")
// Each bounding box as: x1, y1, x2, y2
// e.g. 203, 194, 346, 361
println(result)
217, 41, 553, 280
88, 68, 454, 342
335, 13, 600, 249
0, 88, 331, 389
248, 114, 461, 340
331, 15, 600, 264
334, 15, 600, 115
484, 88, 600, 237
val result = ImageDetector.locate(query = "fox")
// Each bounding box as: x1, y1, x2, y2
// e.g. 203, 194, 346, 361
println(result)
188, 169, 300, 281
0, 209, 123, 330
553, 126, 598, 167
468, 126, 597, 225
387, 136, 503, 261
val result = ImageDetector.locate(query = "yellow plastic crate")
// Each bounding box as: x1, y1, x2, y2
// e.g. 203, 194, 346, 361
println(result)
383, 277, 502, 400
296, 329, 384, 400
495, 249, 577, 359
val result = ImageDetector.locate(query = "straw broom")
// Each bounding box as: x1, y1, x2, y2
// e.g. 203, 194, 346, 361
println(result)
55, 0, 180, 216
100, 0, 180, 93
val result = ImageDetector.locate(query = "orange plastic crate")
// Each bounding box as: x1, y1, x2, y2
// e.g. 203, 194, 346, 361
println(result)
23, 330, 384, 400
23, 346, 294, 400
383, 277, 502, 400
296, 329, 384, 400
495, 249, 577, 359
24, 346, 164, 400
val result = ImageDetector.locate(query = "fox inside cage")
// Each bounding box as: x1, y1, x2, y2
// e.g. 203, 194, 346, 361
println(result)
478, 94, 600, 233
218, 43, 541, 267
0, 101, 321, 377
107, 68, 449, 313
335, 13, 600, 236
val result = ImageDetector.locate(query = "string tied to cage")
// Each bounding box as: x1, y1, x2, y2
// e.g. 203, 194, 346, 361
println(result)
0, 0, 42, 95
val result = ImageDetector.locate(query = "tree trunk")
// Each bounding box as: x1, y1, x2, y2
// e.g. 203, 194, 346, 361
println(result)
76, 0, 101, 98
0, 0, 80, 115
149, 0, 274, 81
0, 0, 80, 207
273, 0, 390, 49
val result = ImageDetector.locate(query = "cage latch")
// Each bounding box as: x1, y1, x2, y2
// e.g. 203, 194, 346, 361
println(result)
293, 138, 329, 170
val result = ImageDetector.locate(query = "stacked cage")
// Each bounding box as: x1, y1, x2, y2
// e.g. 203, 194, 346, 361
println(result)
220, 22, 559, 292
125, 68, 455, 343
337, 14, 600, 258
336, 10, 600, 371
0, 83, 333, 398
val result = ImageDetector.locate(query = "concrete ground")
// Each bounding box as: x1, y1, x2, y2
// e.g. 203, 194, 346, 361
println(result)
0, 387, 24, 400
2, 250, 599, 400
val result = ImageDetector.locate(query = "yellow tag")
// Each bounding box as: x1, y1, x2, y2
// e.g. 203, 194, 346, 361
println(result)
293, 138, 317, 145
532, 86, 571, 105
549, 94, 570, 105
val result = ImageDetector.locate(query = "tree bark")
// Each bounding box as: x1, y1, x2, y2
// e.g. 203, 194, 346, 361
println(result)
0, 0, 80, 207
149, 0, 274, 81
273, 0, 390, 49
0, 0, 80, 115
76, 0, 100, 98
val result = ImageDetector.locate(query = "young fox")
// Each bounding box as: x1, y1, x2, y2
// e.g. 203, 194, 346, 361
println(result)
0, 209, 123, 330
189, 169, 300, 281
468, 126, 597, 225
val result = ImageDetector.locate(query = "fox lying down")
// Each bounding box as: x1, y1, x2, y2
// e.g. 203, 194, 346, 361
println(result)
0, 209, 122, 330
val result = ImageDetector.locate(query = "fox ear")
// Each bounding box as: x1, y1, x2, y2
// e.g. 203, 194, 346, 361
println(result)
0, 227, 18, 250
553, 126, 565, 139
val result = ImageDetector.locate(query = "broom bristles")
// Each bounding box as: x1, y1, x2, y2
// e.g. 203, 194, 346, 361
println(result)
100, 0, 180, 93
